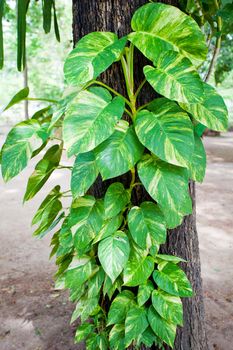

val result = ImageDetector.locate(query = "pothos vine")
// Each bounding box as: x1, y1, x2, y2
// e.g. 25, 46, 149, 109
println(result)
0, 2, 228, 350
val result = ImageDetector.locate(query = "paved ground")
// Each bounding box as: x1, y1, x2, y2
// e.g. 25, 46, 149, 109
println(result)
0, 130, 232, 350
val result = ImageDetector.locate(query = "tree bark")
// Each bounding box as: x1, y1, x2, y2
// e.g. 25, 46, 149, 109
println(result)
72, 1, 209, 349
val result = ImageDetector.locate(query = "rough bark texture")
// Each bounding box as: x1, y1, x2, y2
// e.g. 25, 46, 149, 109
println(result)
72, 1, 209, 349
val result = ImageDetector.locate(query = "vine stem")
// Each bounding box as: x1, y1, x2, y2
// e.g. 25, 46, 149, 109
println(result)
135, 78, 146, 100
26, 97, 58, 103
93, 80, 131, 107
58, 165, 72, 170
205, 0, 222, 82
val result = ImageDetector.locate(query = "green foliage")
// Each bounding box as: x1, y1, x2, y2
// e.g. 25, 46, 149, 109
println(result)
0, 2, 229, 349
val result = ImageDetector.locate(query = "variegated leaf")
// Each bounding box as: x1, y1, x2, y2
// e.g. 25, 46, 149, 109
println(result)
69, 196, 104, 254
98, 231, 130, 283
128, 202, 166, 249
64, 32, 127, 85
104, 182, 130, 219
188, 134, 206, 183
152, 290, 183, 325
94, 120, 144, 180
63, 87, 125, 157
71, 151, 99, 199
129, 2, 207, 66
125, 305, 148, 347
123, 255, 154, 287
1, 120, 43, 181
135, 98, 194, 167
180, 83, 228, 132
138, 155, 192, 228
143, 51, 204, 104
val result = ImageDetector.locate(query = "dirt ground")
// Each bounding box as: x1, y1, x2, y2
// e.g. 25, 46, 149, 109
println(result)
0, 131, 232, 350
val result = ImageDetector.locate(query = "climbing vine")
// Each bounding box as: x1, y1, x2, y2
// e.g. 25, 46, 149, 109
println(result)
0, 2, 228, 349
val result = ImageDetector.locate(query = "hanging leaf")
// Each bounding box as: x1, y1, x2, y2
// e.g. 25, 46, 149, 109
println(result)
98, 231, 130, 283
88, 267, 105, 298
156, 254, 186, 264
71, 151, 99, 199
103, 275, 122, 300
32, 185, 61, 225
17, 0, 30, 71
107, 290, 135, 325
188, 134, 206, 182
180, 83, 228, 132
128, 202, 166, 250
75, 323, 94, 343
137, 280, 154, 306
42, 0, 53, 33
52, 1, 60, 42
152, 289, 183, 325
64, 32, 127, 85
135, 98, 194, 167
63, 87, 125, 157
129, 2, 207, 66
93, 214, 123, 244
137, 327, 158, 348
123, 255, 154, 287
138, 155, 191, 228
153, 262, 193, 297
24, 144, 62, 201
1, 87, 30, 113
148, 306, 176, 348
109, 324, 125, 350
1, 120, 44, 182
69, 196, 104, 254
65, 259, 93, 291
104, 182, 130, 219
125, 305, 149, 347
143, 51, 204, 104
94, 120, 144, 180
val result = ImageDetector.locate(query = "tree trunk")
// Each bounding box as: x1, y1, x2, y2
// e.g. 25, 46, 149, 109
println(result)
72, 1, 209, 349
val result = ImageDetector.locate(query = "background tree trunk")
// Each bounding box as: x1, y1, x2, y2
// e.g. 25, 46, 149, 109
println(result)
72, 1, 209, 349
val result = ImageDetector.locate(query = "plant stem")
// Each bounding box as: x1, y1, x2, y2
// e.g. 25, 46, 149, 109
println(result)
93, 80, 131, 107
205, 0, 222, 82
26, 97, 58, 104
135, 79, 146, 100
137, 102, 150, 112
58, 165, 72, 170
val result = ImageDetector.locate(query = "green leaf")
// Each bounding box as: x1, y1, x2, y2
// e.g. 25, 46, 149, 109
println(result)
137, 327, 158, 348
95, 120, 144, 180
103, 275, 122, 300
156, 254, 186, 264
104, 183, 130, 219
63, 87, 125, 157
107, 290, 134, 325
32, 185, 61, 225
137, 280, 154, 306
70, 196, 104, 254
1, 120, 43, 181
109, 324, 125, 350
75, 323, 94, 343
24, 144, 62, 201
71, 296, 99, 323
135, 98, 194, 167
129, 2, 207, 66
148, 306, 176, 348
124, 255, 154, 287
98, 231, 130, 282
17, 0, 30, 71
64, 32, 127, 85
180, 83, 228, 132
138, 155, 191, 228
152, 289, 183, 325
188, 134, 206, 183
144, 51, 203, 104
128, 202, 166, 250
88, 267, 105, 298
1, 87, 29, 112
65, 259, 92, 291
71, 151, 98, 199
125, 305, 149, 347
42, 0, 53, 33
93, 214, 123, 244
153, 262, 193, 297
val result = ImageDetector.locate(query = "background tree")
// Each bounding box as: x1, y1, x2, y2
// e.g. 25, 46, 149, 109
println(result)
72, 1, 208, 349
